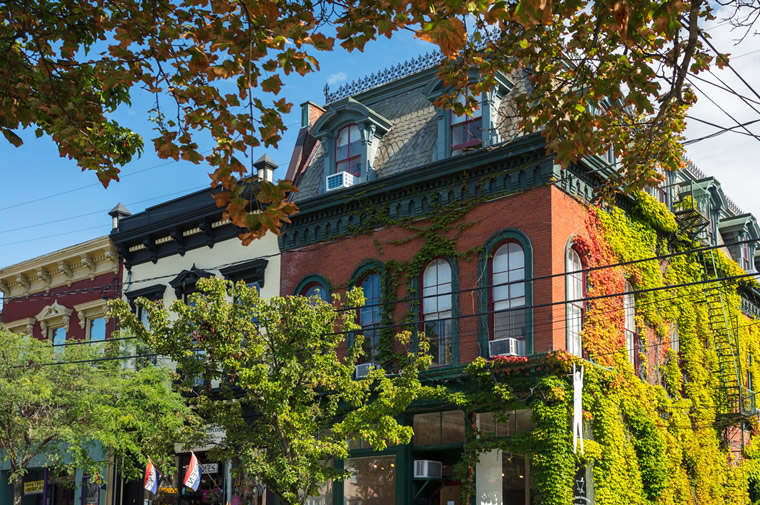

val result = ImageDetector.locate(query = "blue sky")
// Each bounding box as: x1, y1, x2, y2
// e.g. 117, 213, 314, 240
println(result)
1, 15, 759, 269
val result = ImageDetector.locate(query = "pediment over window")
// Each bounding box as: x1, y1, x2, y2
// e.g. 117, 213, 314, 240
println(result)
125, 284, 166, 311
720, 214, 760, 240
422, 71, 514, 159
35, 301, 73, 333
220, 258, 268, 288
169, 264, 214, 299
311, 97, 393, 139
422, 71, 513, 101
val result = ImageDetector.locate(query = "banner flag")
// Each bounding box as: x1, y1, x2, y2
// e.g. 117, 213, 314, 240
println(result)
183, 452, 203, 491
143, 459, 160, 494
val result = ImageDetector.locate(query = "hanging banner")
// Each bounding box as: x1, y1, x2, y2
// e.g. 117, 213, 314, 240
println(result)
572, 363, 584, 455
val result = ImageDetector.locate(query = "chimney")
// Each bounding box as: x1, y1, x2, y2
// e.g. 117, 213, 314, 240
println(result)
253, 154, 278, 183
108, 203, 131, 231
300, 101, 325, 129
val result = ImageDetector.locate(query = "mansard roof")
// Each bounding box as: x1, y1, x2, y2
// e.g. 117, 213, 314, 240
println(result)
291, 69, 528, 203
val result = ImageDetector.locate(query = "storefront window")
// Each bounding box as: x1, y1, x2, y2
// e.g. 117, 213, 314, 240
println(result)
502, 454, 529, 504
229, 459, 264, 505
413, 411, 465, 445
476, 410, 534, 438
344, 455, 396, 505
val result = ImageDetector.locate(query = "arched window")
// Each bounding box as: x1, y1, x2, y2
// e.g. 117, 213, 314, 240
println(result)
624, 281, 636, 364
566, 247, 585, 357
451, 87, 482, 151
336, 125, 362, 177
358, 273, 382, 361
421, 259, 453, 367
301, 282, 329, 302
490, 241, 526, 348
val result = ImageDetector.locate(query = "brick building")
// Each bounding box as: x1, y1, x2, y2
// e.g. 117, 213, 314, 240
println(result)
0, 235, 120, 505
279, 52, 760, 505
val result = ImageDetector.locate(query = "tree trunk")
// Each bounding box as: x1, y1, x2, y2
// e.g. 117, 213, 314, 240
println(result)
13, 476, 23, 505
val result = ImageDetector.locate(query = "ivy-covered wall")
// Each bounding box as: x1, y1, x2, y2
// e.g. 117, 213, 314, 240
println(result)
452, 191, 760, 505
281, 165, 760, 504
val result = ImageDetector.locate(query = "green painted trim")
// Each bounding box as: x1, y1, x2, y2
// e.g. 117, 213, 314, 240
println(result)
293, 274, 331, 297
281, 134, 553, 251
347, 260, 387, 352
477, 229, 534, 358
410, 257, 460, 367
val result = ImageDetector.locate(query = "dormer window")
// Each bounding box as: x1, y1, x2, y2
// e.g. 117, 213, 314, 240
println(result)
310, 97, 392, 193
451, 88, 482, 152
336, 125, 362, 176
423, 72, 513, 162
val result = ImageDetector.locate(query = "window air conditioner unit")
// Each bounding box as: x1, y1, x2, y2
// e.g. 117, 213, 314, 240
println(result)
355, 362, 376, 379
326, 172, 356, 191
489, 337, 524, 357
414, 460, 443, 479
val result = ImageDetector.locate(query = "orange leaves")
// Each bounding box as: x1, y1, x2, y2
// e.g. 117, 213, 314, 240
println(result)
416, 17, 467, 58
1, 128, 23, 147
513, 0, 554, 28
612, 1, 630, 42
261, 75, 283, 94
306, 33, 334, 51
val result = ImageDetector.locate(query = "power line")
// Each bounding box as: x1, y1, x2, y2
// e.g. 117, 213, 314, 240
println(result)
0, 184, 209, 234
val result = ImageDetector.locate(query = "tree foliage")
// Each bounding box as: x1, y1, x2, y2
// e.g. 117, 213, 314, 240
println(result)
0, 329, 199, 505
1, 0, 755, 238
110, 278, 435, 505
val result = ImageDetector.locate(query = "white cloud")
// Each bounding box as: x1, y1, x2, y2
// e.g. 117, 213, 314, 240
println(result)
327, 72, 348, 85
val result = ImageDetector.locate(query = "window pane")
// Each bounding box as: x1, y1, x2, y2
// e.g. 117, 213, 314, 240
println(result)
336, 160, 350, 174
349, 138, 362, 159
52, 327, 66, 347
502, 454, 527, 504
441, 410, 466, 443
349, 157, 361, 177
413, 413, 440, 446
337, 126, 350, 147
452, 124, 466, 146
89, 318, 106, 341
344, 456, 396, 505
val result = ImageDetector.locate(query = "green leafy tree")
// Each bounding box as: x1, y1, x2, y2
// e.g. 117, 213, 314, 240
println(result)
110, 277, 435, 505
2, 0, 755, 238
0, 329, 201, 505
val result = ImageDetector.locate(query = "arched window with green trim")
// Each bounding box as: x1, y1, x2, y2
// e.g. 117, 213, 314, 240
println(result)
421, 258, 453, 367
480, 229, 533, 358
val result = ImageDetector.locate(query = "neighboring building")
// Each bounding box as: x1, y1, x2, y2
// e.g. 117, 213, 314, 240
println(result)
0, 235, 120, 505
279, 52, 760, 505
109, 156, 281, 505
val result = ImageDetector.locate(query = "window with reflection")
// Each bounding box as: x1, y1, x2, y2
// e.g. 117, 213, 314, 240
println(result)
623, 281, 636, 364
413, 411, 465, 446
302, 282, 329, 302
89, 318, 106, 342
451, 87, 482, 151
358, 273, 382, 361
344, 456, 396, 505
50, 327, 66, 349
490, 241, 526, 345
421, 259, 453, 367
566, 247, 585, 357
336, 125, 362, 177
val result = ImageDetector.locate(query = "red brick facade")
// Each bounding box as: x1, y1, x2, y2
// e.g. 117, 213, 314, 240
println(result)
281, 185, 592, 363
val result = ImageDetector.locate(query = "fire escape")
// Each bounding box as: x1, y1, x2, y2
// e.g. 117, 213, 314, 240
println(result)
672, 181, 757, 419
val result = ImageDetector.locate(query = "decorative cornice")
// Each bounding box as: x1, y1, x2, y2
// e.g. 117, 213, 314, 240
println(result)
73, 299, 109, 328
3, 316, 36, 335
0, 236, 118, 298
280, 134, 555, 250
